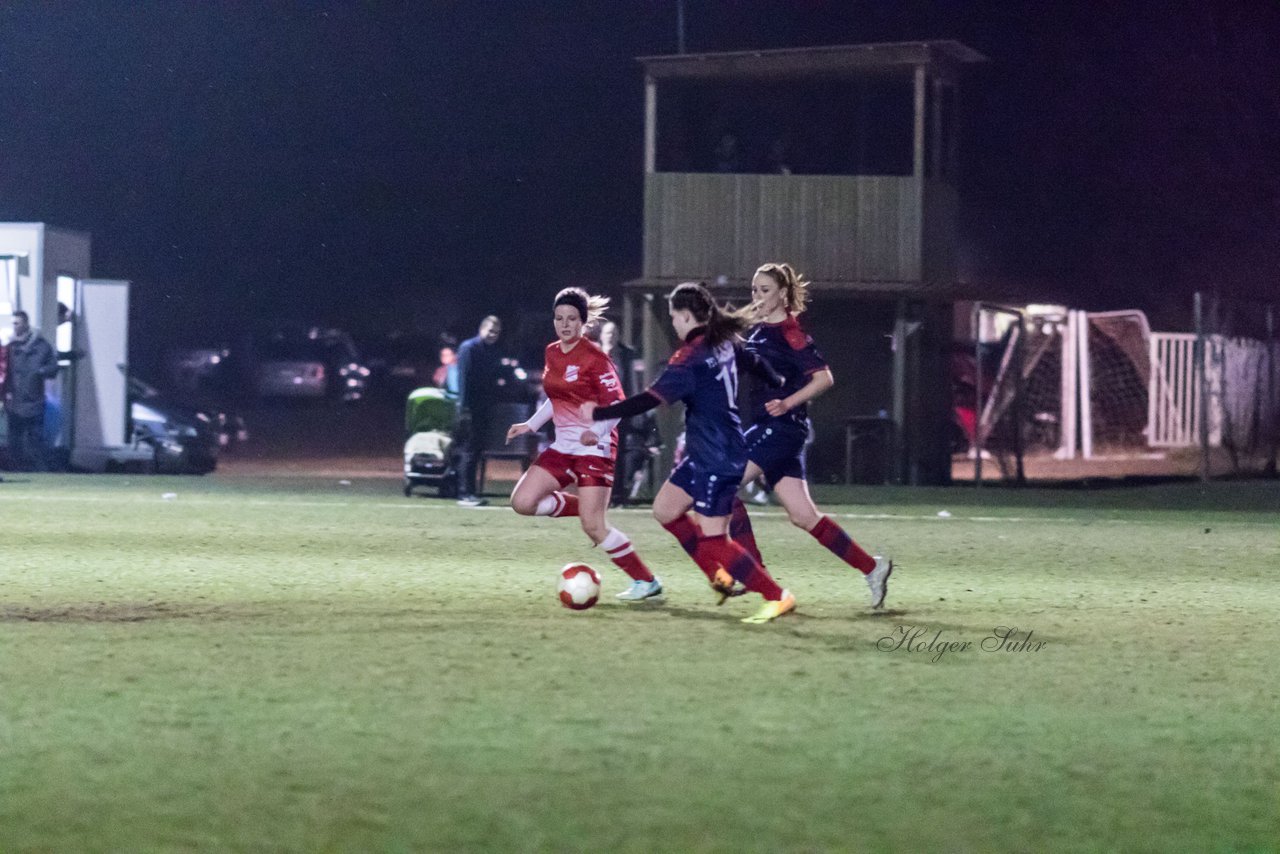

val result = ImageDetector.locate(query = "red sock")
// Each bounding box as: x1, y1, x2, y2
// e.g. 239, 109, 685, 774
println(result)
729, 497, 765, 567
809, 515, 876, 574
601, 529, 654, 582
551, 492, 579, 518
699, 535, 784, 601
662, 515, 716, 581
662, 515, 701, 558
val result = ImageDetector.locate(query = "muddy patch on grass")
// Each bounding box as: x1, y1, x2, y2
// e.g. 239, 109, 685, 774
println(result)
0, 602, 237, 623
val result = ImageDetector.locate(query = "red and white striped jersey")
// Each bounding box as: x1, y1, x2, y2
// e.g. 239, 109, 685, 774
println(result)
542, 338, 624, 457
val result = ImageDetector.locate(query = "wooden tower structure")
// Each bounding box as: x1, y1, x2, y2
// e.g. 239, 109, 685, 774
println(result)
619, 41, 986, 484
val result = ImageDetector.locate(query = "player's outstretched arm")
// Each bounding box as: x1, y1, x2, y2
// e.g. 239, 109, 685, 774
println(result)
580, 391, 662, 423
507, 397, 553, 443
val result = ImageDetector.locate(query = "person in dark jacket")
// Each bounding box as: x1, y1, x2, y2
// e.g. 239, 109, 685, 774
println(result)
592, 320, 648, 507
452, 315, 503, 506
4, 311, 59, 471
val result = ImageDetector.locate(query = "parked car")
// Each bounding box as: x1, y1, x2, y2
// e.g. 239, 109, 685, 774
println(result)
163, 347, 252, 446
359, 330, 446, 400
128, 376, 223, 474
168, 346, 234, 394
252, 327, 370, 402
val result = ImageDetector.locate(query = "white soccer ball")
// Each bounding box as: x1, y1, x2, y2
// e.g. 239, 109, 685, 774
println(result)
557, 563, 602, 611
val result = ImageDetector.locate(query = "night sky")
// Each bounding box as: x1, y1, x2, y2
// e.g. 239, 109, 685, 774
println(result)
2, 1, 1278, 364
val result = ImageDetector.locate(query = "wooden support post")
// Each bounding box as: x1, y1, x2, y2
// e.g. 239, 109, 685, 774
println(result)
892, 297, 908, 485
1195, 292, 1209, 482
930, 74, 944, 178
641, 292, 657, 389
973, 303, 983, 486
1267, 304, 1277, 476
912, 65, 927, 283
912, 65, 926, 180
622, 290, 635, 351
1012, 313, 1027, 485
644, 75, 656, 175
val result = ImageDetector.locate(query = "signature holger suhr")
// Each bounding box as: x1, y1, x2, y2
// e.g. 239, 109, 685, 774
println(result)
876, 625, 1047, 662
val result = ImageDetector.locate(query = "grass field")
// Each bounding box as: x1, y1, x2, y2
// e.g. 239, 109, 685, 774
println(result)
2, 474, 1278, 852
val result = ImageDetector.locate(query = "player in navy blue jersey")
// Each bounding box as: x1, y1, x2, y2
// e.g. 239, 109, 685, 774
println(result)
581, 282, 795, 624
731, 262, 894, 608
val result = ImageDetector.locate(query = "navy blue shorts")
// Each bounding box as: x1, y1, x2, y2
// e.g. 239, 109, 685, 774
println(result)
669, 458, 743, 518
744, 421, 807, 488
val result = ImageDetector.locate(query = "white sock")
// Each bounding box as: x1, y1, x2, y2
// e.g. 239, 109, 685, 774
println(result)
599, 527, 632, 557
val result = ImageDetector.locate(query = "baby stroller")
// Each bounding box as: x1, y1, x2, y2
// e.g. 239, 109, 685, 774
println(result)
402, 387, 459, 498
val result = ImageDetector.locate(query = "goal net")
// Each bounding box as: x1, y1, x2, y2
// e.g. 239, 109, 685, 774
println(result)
977, 313, 1065, 457
1080, 311, 1151, 454
977, 309, 1153, 473
972, 300, 1276, 478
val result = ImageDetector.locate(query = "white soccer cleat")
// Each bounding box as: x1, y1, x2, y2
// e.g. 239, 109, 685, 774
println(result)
866, 555, 893, 609
616, 576, 664, 601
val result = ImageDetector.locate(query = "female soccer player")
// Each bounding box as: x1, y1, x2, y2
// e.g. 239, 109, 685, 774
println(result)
581, 282, 795, 624
505, 288, 663, 601
732, 262, 893, 608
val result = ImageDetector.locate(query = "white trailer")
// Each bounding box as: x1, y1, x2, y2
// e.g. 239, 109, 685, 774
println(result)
0, 223, 151, 470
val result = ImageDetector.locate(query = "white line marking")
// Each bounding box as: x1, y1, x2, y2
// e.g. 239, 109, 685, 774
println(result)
0, 492, 1271, 526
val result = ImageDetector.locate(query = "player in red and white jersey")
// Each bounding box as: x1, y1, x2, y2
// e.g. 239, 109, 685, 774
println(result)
540, 330, 622, 459
505, 287, 663, 601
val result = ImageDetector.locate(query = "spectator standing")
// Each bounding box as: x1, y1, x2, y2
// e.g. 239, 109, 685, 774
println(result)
595, 321, 635, 396
4, 311, 58, 472
452, 315, 503, 507
595, 320, 648, 507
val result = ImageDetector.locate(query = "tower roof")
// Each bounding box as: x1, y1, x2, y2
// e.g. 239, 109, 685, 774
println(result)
638, 41, 987, 82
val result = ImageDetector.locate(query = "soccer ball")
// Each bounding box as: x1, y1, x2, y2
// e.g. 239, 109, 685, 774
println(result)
557, 563, 601, 610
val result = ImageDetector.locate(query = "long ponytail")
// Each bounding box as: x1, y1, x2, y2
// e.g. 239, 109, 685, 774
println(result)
668, 282, 751, 348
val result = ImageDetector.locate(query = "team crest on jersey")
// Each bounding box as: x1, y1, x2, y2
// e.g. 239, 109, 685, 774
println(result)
565, 365, 579, 382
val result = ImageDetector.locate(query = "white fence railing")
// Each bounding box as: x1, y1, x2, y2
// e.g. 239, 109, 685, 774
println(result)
1147, 333, 1279, 450
1148, 333, 1210, 447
